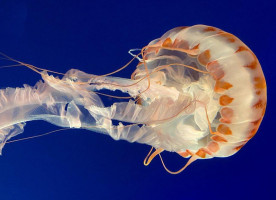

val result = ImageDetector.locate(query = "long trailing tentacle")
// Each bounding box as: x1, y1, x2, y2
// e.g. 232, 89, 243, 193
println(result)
144, 147, 164, 166
158, 153, 198, 174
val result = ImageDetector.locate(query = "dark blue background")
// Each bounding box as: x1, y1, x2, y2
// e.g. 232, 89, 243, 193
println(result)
0, 0, 274, 199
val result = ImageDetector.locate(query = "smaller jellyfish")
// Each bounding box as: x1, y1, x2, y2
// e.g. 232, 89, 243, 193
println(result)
0, 25, 267, 173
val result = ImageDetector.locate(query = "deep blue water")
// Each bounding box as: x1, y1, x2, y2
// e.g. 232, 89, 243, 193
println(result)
0, 0, 275, 199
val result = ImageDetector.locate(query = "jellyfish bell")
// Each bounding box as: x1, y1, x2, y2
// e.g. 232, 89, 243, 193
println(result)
0, 25, 267, 173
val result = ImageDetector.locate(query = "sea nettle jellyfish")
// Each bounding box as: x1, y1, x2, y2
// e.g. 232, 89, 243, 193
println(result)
0, 25, 266, 174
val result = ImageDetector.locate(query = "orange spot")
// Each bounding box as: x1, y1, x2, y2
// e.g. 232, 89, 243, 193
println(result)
172, 39, 189, 49
256, 91, 261, 95
186, 44, 200, 57
144, 47, 159, 58
217, 124, 232, 135
196, 149, 206, 158
204, 26, 217, 32
219, 95, 234, 106
136, 97, 143, 105
248, 127, 259, 139
253, 99, 263, 109
207, 142, 220, 153
220, 107, 234, 123
222, 33, 236, 43
235, 46, 248, 52
254, 76, 266, 89
251, 118, 262, 128
186, 150, 194, 156
214, 81, 233, 93
206, 61, 225, 80
180, 26, 188, 30
198, 50, 211, 66
244, 58, 257, 70
191, 44, 200, 50
248, 117, 265, 138
162, 38, 173, 47
234, 143, 246, 151
211, 135, 228, 143
262, 104, 266, 115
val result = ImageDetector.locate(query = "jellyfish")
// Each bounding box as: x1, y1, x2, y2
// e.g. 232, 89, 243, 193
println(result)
0, 25, 267, 173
